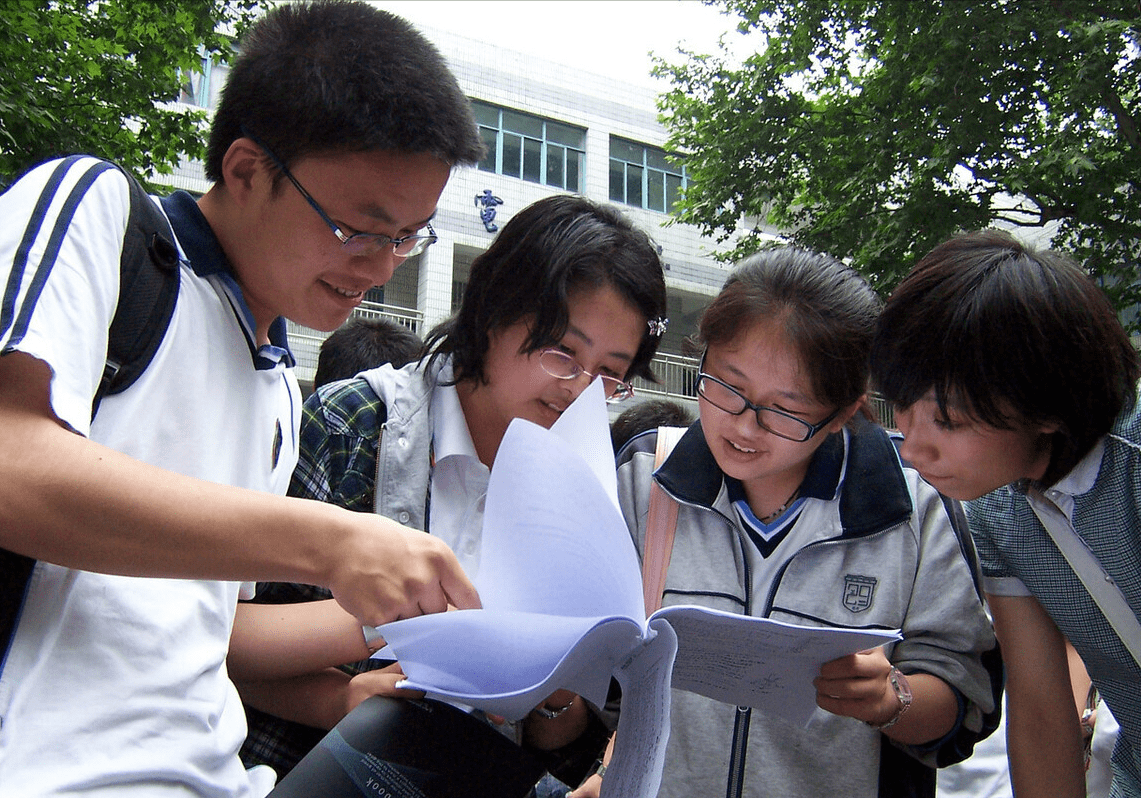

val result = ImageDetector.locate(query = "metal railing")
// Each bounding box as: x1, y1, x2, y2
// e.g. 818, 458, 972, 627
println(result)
631, 351, 699, 400
351, 301, 423, 333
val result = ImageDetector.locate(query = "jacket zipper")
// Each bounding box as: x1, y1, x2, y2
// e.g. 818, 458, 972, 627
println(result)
725, 705, 752, 798
725, 518, 753, 798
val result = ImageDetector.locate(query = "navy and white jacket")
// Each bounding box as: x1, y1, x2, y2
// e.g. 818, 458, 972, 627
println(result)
616, 418, 1002, 798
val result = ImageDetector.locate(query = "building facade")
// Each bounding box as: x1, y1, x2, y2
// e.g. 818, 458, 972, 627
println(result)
167, 21, 752, 410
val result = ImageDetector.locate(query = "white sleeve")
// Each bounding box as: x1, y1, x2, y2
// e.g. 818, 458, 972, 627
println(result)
982, 573, 1033, 597
0, 157, 132, 436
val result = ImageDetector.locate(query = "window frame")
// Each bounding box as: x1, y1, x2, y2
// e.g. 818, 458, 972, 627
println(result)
609, 136, 687, 213
473, 100, 586, 192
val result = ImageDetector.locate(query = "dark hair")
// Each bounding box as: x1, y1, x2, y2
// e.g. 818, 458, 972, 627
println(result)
870, 229, 1140, 486
696, 247, 882, 411
205, 0, 483, 182
424, 194, 667, 384
610, 399, 695, 453
313, 317, 423, 389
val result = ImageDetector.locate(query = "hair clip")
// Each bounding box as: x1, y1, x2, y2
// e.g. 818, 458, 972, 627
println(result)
647, 317, 669, 337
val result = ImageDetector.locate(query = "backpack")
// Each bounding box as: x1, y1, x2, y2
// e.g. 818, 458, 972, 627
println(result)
0, 165, 180, 669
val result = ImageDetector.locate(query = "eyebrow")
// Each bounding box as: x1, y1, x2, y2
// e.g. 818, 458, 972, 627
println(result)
719, 360, 813, 406
564, 323, 635, 365
354, 202, 436, 233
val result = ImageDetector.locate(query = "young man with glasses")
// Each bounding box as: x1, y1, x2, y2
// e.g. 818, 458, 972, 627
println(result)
235, 193, 668, 789
0, 2, 483, 795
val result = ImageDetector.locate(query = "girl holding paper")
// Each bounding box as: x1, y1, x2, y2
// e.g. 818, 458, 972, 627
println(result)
597, 248, 1001, 798
229, 194, 668, 788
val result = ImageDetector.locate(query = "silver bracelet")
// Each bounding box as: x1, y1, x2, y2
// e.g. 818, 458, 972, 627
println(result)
361, 625, 384, 653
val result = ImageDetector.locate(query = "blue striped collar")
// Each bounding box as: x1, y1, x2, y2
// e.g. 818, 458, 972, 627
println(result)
160, 191, 294, 369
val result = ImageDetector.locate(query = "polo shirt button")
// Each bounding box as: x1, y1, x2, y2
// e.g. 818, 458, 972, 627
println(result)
398, 511, 410, 523
398, 437, 409, 449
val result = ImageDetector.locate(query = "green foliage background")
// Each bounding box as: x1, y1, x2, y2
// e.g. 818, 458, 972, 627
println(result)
656, 0, 1140, 327
0, 0, 260, 188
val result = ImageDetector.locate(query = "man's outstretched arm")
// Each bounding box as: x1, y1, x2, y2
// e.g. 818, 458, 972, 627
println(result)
0, 350, 479, 626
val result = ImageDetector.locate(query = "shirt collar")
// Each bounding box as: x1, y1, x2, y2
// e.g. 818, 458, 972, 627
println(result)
1048, 436, 1105, 497
431, 360, 481, 465
160, 191, 295, 369
800, 428, 847, 502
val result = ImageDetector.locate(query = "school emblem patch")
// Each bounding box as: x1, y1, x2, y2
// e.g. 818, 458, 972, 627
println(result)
842, 574, 877, 613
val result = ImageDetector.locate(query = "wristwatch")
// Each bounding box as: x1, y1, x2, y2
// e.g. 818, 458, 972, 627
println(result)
867, 666, 912, 730
532, 696, 576, 720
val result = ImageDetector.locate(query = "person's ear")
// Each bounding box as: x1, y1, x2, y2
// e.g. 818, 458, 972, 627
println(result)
219, 137, 268, 205
828, 397, 865, 433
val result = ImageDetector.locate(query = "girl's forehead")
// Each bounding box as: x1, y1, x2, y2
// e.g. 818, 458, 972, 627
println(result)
707, 329, 819, 402
712, 321, 798, 368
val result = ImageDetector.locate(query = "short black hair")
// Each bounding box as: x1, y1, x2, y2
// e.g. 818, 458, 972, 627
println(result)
206, 0, 483, 182
425, 194, 667, 385
610, 399, 695, 453
870, 229, 1140, 486
313, 317, 423, 389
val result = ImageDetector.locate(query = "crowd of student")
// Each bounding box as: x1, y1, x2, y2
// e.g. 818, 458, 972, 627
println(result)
0, 2, 1137, 797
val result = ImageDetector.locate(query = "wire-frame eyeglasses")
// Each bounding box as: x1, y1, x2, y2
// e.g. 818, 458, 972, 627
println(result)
539, 349, 634, 404
245, 131, 437, 258
696, 370, 840, 442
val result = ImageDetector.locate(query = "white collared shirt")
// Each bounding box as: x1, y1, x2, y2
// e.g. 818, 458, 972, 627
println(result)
428, 380, 490, 579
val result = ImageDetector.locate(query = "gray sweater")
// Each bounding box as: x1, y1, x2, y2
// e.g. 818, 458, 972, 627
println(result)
616, 420, 1002, 798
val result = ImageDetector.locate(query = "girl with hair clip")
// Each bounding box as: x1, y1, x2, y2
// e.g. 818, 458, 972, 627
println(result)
590, 247, 1000, 798
228, 193, 668, 789
870, 229, 1141, 798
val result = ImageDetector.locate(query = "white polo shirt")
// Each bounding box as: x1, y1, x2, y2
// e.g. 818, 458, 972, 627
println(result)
0, 157, 299, 797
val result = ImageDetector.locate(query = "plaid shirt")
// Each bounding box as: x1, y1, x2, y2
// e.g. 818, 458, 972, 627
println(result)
968, 397, 1141, 797
289, 377, 387, 513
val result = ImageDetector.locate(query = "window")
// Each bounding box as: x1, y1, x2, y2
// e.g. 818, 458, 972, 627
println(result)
609, 137, 687, 213
472, 101, 585, 192
178, 55, 230, 109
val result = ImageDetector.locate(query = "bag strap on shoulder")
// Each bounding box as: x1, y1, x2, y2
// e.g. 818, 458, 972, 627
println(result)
2, 167, 181, 670
641, 425, 686, 616
93, 169, 180, 418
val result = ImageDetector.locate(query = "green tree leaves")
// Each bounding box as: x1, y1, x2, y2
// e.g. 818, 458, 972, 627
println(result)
0, 0, 259, 187
656, 0, 1140, 328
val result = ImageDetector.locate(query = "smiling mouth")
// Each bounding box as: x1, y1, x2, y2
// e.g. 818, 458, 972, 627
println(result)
729, 439, 757, 454
325, 281, 366, 299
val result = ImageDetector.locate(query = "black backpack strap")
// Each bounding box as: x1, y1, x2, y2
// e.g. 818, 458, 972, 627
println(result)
1, 167, 181, 671
92, 168, 180, 417
0, 549, 35, 672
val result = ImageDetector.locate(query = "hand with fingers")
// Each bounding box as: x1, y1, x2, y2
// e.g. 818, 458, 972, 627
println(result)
814, 647, 903, 727
327, 513, 481, 627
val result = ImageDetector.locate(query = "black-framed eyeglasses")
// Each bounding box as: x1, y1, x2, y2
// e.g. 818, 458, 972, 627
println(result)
538, 349, 634, 404
246, 131, 437, 258
696, 369, 840, 442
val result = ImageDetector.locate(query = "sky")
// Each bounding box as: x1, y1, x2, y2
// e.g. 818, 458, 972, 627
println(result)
374, 1, 752, 88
